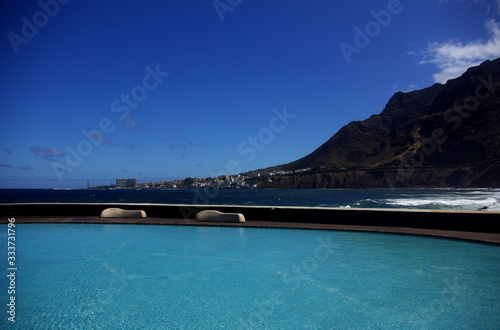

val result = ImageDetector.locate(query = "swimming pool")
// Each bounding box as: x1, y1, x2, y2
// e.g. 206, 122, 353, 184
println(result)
2, 224, 500, 328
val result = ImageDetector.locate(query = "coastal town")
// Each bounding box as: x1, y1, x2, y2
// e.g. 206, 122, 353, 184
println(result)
93, 167, 313, 190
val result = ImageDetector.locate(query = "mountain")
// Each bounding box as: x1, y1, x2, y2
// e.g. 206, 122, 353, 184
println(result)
252, 58, 500, 188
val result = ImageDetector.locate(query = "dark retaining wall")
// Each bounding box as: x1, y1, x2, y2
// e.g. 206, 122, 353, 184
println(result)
1, 203, 499, 233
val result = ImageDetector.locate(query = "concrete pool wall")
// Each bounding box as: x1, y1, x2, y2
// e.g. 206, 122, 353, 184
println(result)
1, 202, 499, 234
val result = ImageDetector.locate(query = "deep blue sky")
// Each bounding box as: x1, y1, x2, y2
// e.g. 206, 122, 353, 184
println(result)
1, 0, 500, 188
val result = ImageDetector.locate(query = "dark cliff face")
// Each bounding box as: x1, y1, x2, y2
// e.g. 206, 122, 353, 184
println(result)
261, 58, 500, 188
284, 83, 444, 170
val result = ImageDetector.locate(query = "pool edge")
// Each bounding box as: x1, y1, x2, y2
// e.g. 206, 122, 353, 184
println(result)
5, 216, 500, 245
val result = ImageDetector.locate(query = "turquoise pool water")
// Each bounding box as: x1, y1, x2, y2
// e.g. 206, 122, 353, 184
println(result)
2, 224, 500, 328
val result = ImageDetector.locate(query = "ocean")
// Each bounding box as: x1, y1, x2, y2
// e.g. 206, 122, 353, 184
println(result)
1, 188, 499, 211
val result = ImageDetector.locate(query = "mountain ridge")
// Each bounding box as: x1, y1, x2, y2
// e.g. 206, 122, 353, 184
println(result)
248, 58, 500, 188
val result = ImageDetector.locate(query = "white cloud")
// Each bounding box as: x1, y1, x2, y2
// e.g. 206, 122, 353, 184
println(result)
420, 19, 500, 83
88, 130, 117, 146
406, 84, 418, 92
30, 146, 64, 159
124, 117, 137, 130
392, 83, 419, 93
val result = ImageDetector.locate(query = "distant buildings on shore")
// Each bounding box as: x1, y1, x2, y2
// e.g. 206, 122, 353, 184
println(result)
116, 178, 138, 188
91, 168, 313, 190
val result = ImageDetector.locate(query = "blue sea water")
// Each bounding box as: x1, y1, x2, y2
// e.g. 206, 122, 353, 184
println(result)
1, 224, 499, 329
1, 188, 500, 211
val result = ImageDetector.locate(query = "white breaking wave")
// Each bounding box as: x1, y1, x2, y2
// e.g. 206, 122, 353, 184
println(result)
376, 190, 500, 211
383, 197, 496, 209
